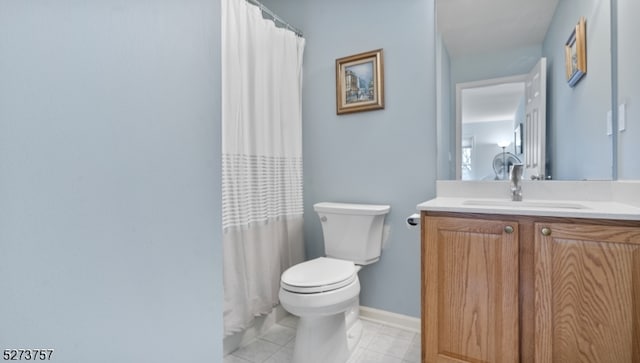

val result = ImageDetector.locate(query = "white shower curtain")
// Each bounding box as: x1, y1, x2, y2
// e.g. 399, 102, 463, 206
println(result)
221, 0, 305, 336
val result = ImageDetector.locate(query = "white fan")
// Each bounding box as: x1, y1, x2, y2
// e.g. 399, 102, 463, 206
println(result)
493, 152, 521, 180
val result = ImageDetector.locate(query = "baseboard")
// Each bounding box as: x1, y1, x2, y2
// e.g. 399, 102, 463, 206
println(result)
359, 306, 421, 334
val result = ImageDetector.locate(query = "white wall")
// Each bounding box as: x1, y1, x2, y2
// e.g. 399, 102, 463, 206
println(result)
0, 1, 223, 362
617, 0, 640, 179
463, 120, 516, 180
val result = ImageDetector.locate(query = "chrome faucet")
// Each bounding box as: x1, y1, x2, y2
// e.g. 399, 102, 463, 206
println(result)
509, 164, 524, 201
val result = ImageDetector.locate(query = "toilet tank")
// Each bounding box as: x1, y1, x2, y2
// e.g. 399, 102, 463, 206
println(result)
314, 202, 390, 265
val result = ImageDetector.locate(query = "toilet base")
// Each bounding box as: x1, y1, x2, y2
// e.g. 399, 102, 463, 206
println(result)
290, 312, 363, 363
279, 266, 364, 363
292, 313, 349, 363
345, 301, 362, 351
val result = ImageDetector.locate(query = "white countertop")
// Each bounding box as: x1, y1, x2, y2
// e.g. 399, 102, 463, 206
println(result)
418, 197, 640, 220
417, 180, 640, 221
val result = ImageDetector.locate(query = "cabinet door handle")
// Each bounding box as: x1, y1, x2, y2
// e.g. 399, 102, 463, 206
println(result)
541, 227, 552, 236
504, 225, 514, 234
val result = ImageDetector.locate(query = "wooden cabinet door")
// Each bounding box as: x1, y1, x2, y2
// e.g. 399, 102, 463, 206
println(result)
534, 222, 640, 363
423, 216, 519, 363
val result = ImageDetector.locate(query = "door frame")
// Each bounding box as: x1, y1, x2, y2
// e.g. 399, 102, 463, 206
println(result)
455, 74, 527, 180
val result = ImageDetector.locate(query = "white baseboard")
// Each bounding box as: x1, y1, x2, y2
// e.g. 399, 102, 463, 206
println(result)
359, 306, 421, 334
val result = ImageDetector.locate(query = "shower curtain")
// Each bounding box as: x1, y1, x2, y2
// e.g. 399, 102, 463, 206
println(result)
221, 0, 306, 336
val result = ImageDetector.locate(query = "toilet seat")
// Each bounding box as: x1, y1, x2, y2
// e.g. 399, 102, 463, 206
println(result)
281, 257, 356, 294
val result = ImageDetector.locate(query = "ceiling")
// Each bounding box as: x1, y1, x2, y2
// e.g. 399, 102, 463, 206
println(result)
437, 0, 560, 58
439, 0, 559, 124
461, 82, 525, 124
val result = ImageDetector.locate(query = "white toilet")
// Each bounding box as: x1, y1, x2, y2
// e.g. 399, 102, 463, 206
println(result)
279, 202, 390, 363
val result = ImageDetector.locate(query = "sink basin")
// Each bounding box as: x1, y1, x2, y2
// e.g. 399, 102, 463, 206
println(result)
462, 199, 589, 210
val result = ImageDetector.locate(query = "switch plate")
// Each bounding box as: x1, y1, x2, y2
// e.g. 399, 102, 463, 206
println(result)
619, 103, 626, 132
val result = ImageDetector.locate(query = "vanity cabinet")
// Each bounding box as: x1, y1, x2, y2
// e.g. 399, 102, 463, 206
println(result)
421, 212, 640, 363
533, 222, 640, 363
423, 215, 519, 363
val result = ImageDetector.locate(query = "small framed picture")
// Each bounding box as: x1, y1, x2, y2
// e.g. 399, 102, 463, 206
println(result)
565, 17, 587, 87
335, 49, 384, 115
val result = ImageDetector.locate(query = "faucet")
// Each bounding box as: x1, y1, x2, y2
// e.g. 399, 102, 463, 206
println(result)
509, 164, 524, 201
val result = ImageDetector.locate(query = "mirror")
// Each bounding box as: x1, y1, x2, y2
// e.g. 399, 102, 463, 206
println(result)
436, 0, 613, 181
457, 77, 526, 181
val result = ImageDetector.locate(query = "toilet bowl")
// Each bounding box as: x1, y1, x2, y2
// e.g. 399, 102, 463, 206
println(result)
279, 202, 390, 363
279, 257, 362, 363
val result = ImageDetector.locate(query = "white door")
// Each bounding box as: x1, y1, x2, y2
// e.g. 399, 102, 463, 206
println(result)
524, 57, 547, 180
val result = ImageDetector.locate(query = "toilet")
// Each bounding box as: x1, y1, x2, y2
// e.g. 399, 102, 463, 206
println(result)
279, 202, 390, 363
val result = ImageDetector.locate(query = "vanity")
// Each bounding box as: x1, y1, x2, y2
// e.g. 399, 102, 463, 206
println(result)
418, 181, 640, 363
427, 0, 640, 359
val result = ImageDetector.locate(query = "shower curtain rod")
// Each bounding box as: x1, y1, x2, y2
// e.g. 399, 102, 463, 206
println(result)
246, 0, 303, 37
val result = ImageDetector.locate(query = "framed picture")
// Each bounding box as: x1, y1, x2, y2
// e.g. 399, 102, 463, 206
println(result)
335, 49, 384, 115
565, 17, 587, 87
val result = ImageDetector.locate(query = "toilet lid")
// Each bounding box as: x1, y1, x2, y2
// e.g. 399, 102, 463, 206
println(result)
281, 257, 357, 294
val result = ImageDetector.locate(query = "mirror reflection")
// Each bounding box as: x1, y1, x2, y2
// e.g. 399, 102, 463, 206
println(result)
616, 0, 640, 179
459, 79, 525, 180
436, 0, 612, 181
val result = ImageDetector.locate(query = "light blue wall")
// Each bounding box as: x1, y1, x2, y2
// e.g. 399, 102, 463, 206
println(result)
0, 1, 223, 362
261, 0, 437, 318
543, 0, 612, 180
617, 0, 640, 179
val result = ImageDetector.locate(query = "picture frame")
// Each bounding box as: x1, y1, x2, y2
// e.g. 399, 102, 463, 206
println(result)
335, 49, 384, 115
565, 17, 587, 87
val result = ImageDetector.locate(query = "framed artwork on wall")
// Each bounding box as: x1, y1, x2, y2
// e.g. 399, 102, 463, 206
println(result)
335, 49, 384, 115
565, 16, 587, 87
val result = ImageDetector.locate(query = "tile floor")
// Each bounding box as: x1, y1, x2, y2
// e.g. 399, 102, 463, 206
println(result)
224, 315, 421, 363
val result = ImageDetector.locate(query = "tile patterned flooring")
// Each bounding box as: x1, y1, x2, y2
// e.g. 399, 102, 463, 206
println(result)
224, 315, 421, 363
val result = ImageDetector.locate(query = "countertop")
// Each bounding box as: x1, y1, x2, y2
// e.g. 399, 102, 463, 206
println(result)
417, 180, 640, 221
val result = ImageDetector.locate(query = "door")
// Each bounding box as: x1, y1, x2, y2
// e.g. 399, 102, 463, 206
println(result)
423, 216, 519, 363
534, 222, 640, 362
524, 57, 547, 180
